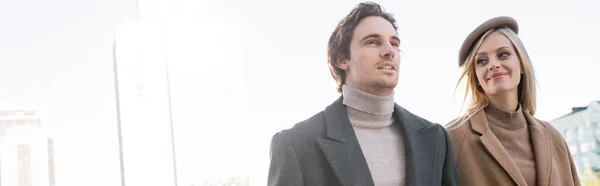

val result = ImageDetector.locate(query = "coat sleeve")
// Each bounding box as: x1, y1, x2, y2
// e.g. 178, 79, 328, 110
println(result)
565, 139, 581, 186
441, 126, 460, 186
267, 131, 304, 186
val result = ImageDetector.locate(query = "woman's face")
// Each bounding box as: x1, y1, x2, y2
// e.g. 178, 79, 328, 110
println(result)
473, 31, 522, 97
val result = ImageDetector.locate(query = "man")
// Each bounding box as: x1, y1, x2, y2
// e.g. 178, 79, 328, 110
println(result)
267, 2, 459, 186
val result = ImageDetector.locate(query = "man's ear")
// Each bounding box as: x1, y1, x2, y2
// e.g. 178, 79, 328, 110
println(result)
337, 55, 349, 70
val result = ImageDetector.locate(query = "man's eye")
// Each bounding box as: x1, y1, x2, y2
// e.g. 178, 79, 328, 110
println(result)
366, 40, 379, 45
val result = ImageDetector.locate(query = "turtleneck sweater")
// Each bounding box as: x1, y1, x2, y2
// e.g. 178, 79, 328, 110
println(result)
342, 85, 405, 186
486, 103, 537, 186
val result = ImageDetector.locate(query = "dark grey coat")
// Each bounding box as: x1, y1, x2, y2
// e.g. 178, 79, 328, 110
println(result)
267, 96, 459, 186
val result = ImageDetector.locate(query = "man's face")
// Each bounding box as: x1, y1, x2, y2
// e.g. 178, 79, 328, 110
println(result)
338, 16, 401, 96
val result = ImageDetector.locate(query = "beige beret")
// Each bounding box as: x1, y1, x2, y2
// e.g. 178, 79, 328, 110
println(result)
458, 16, 519, 67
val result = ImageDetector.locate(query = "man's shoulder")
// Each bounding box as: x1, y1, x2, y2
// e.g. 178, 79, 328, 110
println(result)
278, 97, 343, 138
395, 104, 439, 128
277, 110, 328, 141
394, 105, 453, 142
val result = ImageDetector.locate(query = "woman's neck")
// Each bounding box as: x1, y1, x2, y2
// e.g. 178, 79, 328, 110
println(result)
488, 90, 519, 112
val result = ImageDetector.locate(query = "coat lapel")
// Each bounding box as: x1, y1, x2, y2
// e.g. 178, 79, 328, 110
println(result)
317, 96, 374, 186
470, 110, 528, 186
393, 104, 439, 185
524, 112, 552, 186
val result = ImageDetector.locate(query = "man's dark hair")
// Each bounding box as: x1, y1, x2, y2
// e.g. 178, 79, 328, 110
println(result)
327, 2, 398, 93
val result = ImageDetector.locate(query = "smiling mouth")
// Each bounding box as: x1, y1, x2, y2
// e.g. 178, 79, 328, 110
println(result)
378, 65, 395, 70
488, 73, 507, 80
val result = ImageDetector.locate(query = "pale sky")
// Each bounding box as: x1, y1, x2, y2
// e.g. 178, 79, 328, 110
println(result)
242, 1, 600, 184
1, 0, 599, 186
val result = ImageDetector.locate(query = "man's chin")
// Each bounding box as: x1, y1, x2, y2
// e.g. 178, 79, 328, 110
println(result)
374, 81, 398, 91
379, 78, 398, 87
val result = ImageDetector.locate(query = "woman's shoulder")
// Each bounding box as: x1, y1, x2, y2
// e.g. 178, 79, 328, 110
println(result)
444, 115, 472, 137
445, 107, 487, 130
531, 116, 566, 140
527, 115, 572, 152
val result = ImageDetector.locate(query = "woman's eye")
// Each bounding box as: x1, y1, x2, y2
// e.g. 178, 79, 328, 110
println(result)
477, 58, 488, 64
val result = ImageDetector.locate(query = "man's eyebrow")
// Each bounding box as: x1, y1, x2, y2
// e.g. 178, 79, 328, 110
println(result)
391, 36, 400, 43
359, 34, 401, 43
359, 34, 381, 43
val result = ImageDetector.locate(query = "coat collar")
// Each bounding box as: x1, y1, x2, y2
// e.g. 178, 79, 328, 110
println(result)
469, 108, 553, 186
524, 112, 552, 186
317, 96, 374, 186
317, 96, 442, 186
393, 103, 443, 185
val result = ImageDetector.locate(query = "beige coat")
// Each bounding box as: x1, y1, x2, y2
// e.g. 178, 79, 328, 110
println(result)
446, 109, 580, 186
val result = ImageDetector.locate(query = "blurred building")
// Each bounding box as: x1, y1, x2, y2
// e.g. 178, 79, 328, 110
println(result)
113, 14, 249, 185
550, 101, 600, 185
0, 110, 55, 186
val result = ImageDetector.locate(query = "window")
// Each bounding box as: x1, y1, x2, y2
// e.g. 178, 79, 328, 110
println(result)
565, 129, 572, 141
595, 122, 600, 137
578, 126, 585, 140
581, 142, 590, 153
570, 144, 579, 155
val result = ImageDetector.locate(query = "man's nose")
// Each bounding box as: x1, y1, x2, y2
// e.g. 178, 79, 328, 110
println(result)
380, 43, 396, 59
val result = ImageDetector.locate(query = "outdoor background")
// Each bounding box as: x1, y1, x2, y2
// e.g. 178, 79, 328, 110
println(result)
1, 0, 599, 185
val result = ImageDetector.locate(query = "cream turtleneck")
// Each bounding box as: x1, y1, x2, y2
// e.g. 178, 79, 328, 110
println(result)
342, 85, 405, 186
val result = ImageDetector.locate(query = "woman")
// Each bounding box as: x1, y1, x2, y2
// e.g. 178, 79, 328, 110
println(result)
445, 16, 580, 186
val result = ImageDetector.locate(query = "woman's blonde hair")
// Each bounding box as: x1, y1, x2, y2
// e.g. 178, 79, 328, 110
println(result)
453, 27, 538, 125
